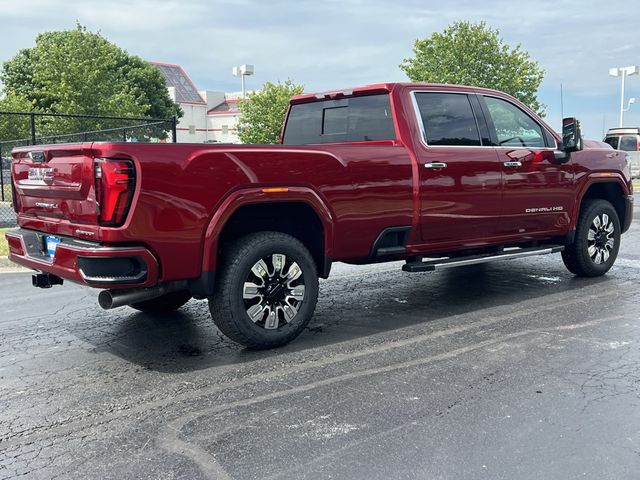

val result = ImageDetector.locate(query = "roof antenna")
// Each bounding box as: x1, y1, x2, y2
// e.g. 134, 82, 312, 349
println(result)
560, 83, 564, 123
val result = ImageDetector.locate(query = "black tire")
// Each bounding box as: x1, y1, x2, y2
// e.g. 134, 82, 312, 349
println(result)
209, 232, 319, 349
562, 199, 621, 277
130, 290, 192, 313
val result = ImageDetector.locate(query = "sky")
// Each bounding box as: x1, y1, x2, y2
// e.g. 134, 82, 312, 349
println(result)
1, 0, 639, 140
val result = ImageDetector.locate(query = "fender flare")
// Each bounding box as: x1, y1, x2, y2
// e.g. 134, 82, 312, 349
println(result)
200, 186, 335, 273
572, 173, 631, 229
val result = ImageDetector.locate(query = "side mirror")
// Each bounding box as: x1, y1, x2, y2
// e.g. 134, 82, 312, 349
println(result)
554, 117, 583, 163
562, 117, 583, 152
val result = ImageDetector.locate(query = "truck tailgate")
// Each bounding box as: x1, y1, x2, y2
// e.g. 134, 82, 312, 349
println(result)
12, 144, 98, 225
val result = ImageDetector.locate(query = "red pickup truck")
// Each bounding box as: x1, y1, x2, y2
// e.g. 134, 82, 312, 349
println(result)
6, 83, 634, 348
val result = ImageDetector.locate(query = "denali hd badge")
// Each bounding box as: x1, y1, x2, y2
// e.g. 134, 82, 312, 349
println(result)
525, 206, 564, 213
35, 202, 58, 209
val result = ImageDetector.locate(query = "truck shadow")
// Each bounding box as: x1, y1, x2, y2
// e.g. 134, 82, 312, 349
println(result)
78, 255, 617, 373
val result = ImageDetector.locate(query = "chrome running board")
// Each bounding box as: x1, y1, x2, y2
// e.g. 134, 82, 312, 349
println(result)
402, 245, 565, 273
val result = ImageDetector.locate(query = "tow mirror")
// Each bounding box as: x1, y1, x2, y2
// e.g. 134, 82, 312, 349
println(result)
562, 117, 582, 152
554, 117, 583, 163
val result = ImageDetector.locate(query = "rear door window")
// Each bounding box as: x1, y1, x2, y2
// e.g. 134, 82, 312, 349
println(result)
413, 92, 481, 146
620, 135, 638, 151
603, 136, 619, 149
282, 94, 395, 144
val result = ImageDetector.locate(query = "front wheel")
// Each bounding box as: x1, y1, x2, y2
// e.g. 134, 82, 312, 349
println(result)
209, 232, 319, 349
562, 199, 621, 277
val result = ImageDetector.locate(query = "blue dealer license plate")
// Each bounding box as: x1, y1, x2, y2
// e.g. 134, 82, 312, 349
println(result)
44, 235, 60, 257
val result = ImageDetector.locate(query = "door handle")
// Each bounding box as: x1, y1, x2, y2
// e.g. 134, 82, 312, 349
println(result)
503, 161, 522, 168
424, 162, 448, 169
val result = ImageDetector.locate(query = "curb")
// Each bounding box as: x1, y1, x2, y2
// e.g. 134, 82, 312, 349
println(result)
0, 256, 29, 272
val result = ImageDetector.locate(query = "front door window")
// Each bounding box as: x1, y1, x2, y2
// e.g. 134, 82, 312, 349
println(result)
484, 96, 545, 148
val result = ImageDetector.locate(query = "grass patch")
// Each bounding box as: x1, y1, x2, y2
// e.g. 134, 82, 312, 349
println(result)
0, 228, 12, 257
0, 183, 16, 257
1, 184, 11, 201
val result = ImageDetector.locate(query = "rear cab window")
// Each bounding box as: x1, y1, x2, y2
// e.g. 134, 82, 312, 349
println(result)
282, 94, 395, 145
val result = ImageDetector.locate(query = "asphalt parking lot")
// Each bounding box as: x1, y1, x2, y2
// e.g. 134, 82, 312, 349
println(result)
1, 204, 640, 479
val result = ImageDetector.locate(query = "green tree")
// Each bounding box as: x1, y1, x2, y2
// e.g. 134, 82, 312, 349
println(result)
400, 21, 545, 115
0, 24, 181, 142
238, 80, 304, 144
0, 92, 33, 144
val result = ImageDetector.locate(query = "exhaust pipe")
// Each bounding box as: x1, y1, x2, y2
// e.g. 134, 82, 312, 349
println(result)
98, 281, 188, 310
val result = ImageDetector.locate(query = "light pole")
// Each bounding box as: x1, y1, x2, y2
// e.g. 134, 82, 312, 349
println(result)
232, 64, 254, 99
609, 65, 639, 127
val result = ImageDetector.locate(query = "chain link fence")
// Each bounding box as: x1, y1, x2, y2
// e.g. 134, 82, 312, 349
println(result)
0, 155, 13, 227
0, 111, 177, 227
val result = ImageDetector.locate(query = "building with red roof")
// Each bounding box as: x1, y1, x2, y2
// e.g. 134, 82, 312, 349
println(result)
149, 61, 242, 143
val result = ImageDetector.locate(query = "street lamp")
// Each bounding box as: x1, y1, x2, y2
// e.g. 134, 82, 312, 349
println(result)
609, 65, 640, 127
232, 64, 254, 99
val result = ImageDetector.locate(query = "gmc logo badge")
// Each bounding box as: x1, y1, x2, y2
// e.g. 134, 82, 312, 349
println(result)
28, 151, 46, 163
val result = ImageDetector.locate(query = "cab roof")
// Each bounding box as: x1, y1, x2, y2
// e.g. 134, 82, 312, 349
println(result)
606, 127, 640, 135
289, 82, 506, 104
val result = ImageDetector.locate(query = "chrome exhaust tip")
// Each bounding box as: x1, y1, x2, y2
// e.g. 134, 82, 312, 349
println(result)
98, 281, 188, 310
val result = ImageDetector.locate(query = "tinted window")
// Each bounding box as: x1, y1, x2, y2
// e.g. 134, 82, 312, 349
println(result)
414, 93, 481, 146
323, 107, 347, 134
603, 136, 619, 149
282, 94, 395, 144
484, 96, 545, 148
620, 135, 638, 152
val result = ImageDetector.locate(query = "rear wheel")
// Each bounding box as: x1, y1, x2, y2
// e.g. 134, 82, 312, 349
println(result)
562, 199, 620, 277
209, 232, 319, 349
130, 290, 192, 313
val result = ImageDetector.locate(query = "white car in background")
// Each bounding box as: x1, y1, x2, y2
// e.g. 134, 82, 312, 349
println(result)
604, 127, 640, 178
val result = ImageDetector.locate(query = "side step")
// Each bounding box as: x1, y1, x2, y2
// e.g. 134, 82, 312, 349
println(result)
402, 245, 565, 273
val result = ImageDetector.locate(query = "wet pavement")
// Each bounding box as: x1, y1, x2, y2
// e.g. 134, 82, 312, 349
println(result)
1, 206, 640, 479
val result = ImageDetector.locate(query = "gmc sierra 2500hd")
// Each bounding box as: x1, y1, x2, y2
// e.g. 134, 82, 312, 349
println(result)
6, 83, 634, 348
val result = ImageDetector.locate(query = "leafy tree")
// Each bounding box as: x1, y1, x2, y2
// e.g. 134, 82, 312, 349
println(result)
400, 21, 545, 115
0, 93, 33, 144
0, 24, 181, 142
238, 80, 304, 144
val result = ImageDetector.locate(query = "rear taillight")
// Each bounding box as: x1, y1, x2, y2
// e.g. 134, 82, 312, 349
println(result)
94, 158, 135, 227
11, 177, 18, 213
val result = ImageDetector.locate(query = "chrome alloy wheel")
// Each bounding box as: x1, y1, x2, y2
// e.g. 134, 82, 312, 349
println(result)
588, 213, 616, 264
242, 254, 306, 329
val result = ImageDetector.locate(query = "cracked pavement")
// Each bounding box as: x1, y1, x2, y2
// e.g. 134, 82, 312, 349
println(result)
2, 203, 640, 479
